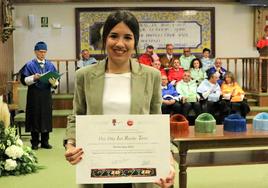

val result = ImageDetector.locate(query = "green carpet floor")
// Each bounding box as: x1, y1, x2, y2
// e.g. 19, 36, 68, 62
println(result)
0, 128, 268, 188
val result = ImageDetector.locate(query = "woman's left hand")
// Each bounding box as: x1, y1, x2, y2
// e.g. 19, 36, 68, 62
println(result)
155, 152, 176, 188
155, 165, 175, 188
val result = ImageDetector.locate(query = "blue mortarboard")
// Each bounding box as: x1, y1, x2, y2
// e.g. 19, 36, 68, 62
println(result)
34, 41, 47, 51
253, 112, 268, 131
223, 114, 247, 132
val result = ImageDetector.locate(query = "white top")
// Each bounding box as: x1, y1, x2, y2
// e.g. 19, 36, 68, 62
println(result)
167, 54, 173, 60
103, 72, 131, 114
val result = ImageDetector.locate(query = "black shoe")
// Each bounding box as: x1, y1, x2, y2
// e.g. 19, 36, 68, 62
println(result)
32, 145, 38, 150
41, 144, 52, 149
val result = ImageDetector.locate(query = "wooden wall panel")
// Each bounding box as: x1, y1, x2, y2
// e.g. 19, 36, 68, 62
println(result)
0, 1, 14, 98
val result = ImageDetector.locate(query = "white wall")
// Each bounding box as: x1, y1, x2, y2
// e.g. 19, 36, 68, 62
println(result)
13, 2, 259, 72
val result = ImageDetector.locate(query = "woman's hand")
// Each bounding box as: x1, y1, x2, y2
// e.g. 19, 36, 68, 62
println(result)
155, 165, 175, 188
231, 88, 237, 96
155, 153, 176, 188
64, 145, 84, 165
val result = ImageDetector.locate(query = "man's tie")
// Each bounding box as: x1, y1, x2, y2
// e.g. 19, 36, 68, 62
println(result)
39, 62, 44, 68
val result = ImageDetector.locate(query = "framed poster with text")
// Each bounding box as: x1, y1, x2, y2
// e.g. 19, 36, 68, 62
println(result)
75, 7, 215, 58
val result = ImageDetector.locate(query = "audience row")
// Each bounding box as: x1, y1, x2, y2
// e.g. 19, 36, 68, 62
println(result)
140, 44, 227, 87
76, 44, 249, 125
161, 70, 250, 124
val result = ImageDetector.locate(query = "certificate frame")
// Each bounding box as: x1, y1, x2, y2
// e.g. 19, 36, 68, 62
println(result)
75, 7, 215, 59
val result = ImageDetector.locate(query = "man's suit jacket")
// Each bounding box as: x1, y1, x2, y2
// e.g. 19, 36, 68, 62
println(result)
160, 55, 177, 68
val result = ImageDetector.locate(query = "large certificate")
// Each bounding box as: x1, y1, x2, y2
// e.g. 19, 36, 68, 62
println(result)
76, 115, 170, 184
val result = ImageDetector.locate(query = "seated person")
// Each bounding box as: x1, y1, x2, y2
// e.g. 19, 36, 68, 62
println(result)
161, 75, 181, 115
160, 43, 177, 68
152, 52, 160, 62
77, 49, 97, 69
197, 72, 228, 123
179, 48, 196, 70
176, 71, 201, 120
167, 58, 184, 85
221, 71, 250, 118
200, 48, 214, 71
152, 60, 167, 76
206, 58, 227, 86
138, 45, 154, 66
189, 58, 207, 86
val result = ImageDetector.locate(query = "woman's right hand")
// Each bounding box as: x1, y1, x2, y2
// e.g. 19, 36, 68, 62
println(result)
64, 145, 84, 165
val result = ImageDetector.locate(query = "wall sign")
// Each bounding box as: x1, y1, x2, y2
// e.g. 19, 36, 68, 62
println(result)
41, 17, 48, 27
75, 7, 215, 58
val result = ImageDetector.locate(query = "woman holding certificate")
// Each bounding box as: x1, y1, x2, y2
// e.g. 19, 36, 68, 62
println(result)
64, 11, 175, 188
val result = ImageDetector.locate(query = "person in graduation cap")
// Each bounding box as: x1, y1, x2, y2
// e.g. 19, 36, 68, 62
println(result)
20, 41, 59, 150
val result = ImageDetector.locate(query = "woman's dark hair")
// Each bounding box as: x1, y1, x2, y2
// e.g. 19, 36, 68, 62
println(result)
190, 58, 203, 69
102, 10, 139, 56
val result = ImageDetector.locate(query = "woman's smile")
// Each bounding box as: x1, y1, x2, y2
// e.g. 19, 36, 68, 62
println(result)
112, 47, 127, 55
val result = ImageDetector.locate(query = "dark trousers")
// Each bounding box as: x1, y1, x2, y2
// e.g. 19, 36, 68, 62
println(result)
225, 100, 250, 118
205, 100, 230, 124
181, 102, 201, 118
31, 131, 49, 146
161, 101, 181, 114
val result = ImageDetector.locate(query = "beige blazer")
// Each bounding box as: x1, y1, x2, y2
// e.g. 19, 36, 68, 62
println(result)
65, 58, 161, 140
65, 59, 162, 188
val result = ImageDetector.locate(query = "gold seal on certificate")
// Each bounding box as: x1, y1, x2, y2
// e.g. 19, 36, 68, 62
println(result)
76, 115, 170, 184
